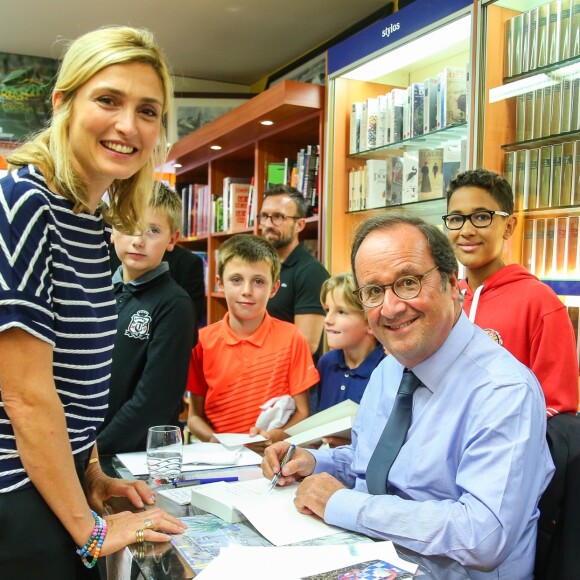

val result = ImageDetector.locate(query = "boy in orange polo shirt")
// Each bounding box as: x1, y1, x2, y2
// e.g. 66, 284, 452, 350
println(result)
186, 234, 317, 452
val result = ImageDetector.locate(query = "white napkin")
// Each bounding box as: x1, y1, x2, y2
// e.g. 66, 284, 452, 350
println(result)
255, 395, 296, 431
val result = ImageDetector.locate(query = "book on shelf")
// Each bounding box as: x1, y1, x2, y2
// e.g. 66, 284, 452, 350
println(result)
569, 216, 580, 275
522, 219, 534, 273
561, 0, 572, 60
418, 148, 444, 201
575, 141, 580, 205
408, 82, 425, 138
529, 6, 540, 71
423, 77, 439, 134
505, 16, 514, 77
527, 148, 540, 210
551, 81, 563, 136
535, 218, 547, 277
441, 143, 461, 197
556, 217, 569, 275
551, 144, 563, 207
222, 177, 251, 232
350, 101, 363, 154
387, 156, 403, 206
561, 142, 574, 206
504, 151, 515, 194
513, 150, 527, 210
513, 13, 524, 76
541, 85, 553, 138
285, 400, 360, 447
522, 10, 531, 74
387, 88, 405, 144
376, 94, 388, 148
561, 79, 573, 133
245, 178, 256, 228
365, 97, 379, 150
212, 195, 224, 233
548, 0, 561, 65
267, 162, 285, 188
516, 93, 526, 142
402, 150, 419, 204
440, 66, 467, 127
574, 0, 580, 57
544, 218, 556, 277
538, 3, 550, 68
538, 146, 553, 208
227, 181, 252, 232
533, 88, 544, 139
365, 159, 388, 210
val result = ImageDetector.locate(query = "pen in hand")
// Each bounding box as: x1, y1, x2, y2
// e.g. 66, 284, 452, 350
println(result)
268, 444, 296, 492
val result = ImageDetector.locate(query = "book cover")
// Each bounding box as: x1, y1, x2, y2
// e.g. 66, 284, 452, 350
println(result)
541, 85, 553, 138
442, 67, 467, 126
527, 148, 540, 210
538, 146, 552, 208
561, 79, 572, 133
403, 87, 411, 139
548, 0, 561, 64
366, 97, 379, 150
568, 216, 580, 275
534, 218, 547, 277
376, 94, 388, 148
436, 72, 444, 129
533, 88, 544, 139
365, 159, 388, 210
409, 82, 425, 138
529, 7, 540, 70
442, 143, 461, 196
522, 10, 531, 73
267, 162, 285, 189
522, 219, 535, 273
505, 16, 514, 77
573, 0, 580, 56
560, 141, 574, 206
513, 13, 523, 76
418, 149, 444, 201
230, 182, 252, 232
504, 151, 515, 193
360, 100, 368, 151
402, 150, 419, 204
423, 77, 439, 133
388, 88, 405, 143
350, 101, 363, 154
538, 3, 551, 67
544, 218, 556, 277
387, 155, 403, 206
551, 144, 563, 207
285, 400, 359, 440
556, 216, 569, 275
517, 93, 527, 141
561, 0, 572, 60
514, 150, 527, 211
550, 81, 563, 136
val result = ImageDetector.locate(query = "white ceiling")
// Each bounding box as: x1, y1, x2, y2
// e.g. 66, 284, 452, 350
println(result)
0, 0, 393, 86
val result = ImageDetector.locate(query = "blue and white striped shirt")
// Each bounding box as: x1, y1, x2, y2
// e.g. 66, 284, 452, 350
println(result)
0, 165, 117, 492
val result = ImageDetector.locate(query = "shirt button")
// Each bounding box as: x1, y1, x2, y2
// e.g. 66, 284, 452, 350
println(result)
344, 373, 349, 378
340, 385, 346, 391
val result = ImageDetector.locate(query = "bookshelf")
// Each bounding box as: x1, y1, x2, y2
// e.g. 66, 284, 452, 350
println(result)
477, 0, 580, 300
167, 80, 325, 324
323, 0, 474, 274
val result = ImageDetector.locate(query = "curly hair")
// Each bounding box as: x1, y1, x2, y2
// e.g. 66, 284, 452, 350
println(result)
447, 169, 514, 215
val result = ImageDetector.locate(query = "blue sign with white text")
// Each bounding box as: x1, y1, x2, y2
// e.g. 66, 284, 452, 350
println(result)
328, 0, 473, 76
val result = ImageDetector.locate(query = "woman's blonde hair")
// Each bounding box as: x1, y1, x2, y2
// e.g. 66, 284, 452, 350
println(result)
7, 26, 173, 233
320, 272, 367, 318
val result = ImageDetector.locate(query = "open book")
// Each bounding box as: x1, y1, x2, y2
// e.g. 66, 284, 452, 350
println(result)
284, 400, 359, 446
189, 478, 341, 546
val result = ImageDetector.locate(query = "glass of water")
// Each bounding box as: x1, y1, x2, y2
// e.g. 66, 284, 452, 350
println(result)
146, 425, 183, 485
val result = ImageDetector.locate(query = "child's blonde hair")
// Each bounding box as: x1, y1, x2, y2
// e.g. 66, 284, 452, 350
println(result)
320, 272, 366, 318
217, 234, 281, 282
149, 182, 182, 234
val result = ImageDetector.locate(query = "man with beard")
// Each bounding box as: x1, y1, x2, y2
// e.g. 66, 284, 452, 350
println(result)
259, 186, 329, 366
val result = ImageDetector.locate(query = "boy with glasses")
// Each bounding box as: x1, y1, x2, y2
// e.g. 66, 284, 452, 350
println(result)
444, 168, 578, 417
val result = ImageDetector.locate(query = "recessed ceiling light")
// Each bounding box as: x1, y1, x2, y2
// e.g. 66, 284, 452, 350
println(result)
210, 145, 222, 150
173, 163, 182, 168
260, 120, 274, 126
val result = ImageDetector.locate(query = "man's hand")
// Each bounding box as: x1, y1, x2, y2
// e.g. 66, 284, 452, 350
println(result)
295, 472, 345, 518
261, 441, 316, 486
85, 463, 155, 514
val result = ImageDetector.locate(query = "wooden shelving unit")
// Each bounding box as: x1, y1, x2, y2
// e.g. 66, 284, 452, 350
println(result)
167, 80, 325, 324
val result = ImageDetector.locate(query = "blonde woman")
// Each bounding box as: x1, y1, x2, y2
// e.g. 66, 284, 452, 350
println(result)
0, 27, 186, 577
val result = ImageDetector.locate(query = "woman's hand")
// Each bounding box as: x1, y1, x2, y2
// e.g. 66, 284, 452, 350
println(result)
100, 508, 187, 556
85, 464, 155, 514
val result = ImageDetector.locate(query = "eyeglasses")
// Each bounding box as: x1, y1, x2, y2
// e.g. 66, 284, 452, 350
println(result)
353, 266, 439, 308
258, 213, 301, 226
442, 210, 510, 230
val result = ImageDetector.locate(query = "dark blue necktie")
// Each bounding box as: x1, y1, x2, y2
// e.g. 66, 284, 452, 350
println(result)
366, 369, 422, 495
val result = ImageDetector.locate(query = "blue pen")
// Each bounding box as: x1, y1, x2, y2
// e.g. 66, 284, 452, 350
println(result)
268, 444, 296, 492
172, 476, 238, 488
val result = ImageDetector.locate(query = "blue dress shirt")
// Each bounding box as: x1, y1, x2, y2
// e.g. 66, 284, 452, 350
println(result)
316, 345, 386, 412
310, 312, 554, 579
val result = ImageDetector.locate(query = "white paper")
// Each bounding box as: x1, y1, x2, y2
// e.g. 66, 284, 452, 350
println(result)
116, 443, 262, 476
214, 433, 267, 448
190, 478, 341, 546
196, 542, 418, 580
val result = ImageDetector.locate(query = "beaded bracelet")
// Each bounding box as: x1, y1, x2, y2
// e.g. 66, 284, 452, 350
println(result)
76, 510, 107, 569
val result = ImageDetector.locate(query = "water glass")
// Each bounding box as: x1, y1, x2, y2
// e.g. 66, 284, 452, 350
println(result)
146, 425, 183, 484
